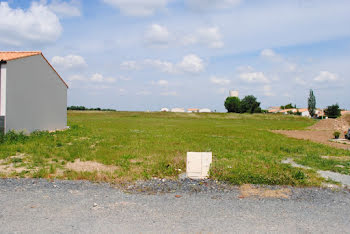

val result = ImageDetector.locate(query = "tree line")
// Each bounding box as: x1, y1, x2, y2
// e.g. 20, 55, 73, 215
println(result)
308, 89, 342, 119
67, 106, 116, 112
224, 90, 344, 118
224, 95, 262, 113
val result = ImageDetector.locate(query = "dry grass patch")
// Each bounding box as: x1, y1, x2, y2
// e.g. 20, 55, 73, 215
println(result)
0, 154, 34, 175
239, 184, 291, 199
321, 156, 350, 161
65, 159, 118, 173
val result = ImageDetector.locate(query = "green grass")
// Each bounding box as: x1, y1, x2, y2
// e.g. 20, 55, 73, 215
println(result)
0, 111, 349, 185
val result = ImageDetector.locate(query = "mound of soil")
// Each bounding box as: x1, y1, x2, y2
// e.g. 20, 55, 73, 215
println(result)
275, 114, 350, 150
308, 115, 349, 132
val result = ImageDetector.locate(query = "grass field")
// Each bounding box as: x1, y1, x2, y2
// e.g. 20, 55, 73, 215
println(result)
0, 111, 350, 186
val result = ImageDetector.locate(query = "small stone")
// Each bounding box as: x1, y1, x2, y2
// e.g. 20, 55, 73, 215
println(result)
53, 185, 57, 188
178, 173, 187, 180
93, 203, 98, 207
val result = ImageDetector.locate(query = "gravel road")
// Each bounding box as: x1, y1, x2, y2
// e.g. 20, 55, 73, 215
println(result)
0, 179, 350, 233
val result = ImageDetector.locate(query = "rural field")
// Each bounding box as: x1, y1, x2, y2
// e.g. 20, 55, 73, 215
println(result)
0, 111, 349, 186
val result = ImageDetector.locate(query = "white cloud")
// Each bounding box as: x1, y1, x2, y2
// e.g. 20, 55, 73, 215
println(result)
102, 0, 169, 16
239, 71, 270, 83
68, 74, 85, 81
183, 27, 224, 49
260, 49, 297, 72
0, 2, 62, 46
51, 54, 87, 70
145, 24, 170, 47
90, 73, 116, 83
47, 0, 81, 18
90, 73, 104, 82
186, 0, 242, 11
120, 61, 139, 70
178, 54, 205, 73
119, 76, 132, 81
261, 49, 278, 59
263, 85, 275, 97
236, 65, 254, 73
144, 59, 176, 74
153, 80, 169, 86
118, 88, 128, 95
295, 77, 307, 85
160, 91, 177, 96
85, 84, 111, 90
314, 71, 338, 82
210, 76, 230, 85
144, 54, 205, 74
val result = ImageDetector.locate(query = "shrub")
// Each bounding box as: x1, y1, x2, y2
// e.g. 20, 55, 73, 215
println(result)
0, 130, 29, 144
333, 131, 340, 139
325, 104, 341, 119
224, 97, 241, 113
240, 95, 262, 113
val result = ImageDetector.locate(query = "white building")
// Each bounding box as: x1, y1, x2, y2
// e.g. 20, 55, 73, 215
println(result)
187, 108, 199, 113
229, 90, 239, 97
160, 108, 169, 112
199, 108, 211, 113
0, 51, 68, 133
171, 108, 185, 113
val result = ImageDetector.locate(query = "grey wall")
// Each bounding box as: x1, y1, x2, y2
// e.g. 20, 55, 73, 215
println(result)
5, 55, 67, 133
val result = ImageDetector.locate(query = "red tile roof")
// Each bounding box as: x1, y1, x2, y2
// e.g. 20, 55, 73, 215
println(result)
0, 51, 42, 61
0, 51, 68, 88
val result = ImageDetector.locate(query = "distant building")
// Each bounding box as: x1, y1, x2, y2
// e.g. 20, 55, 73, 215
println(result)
187, 108, 199, 113
160, 108, 169, 112
279, 109, 298, 114
229, 90, 239, 97
299, 109, 311, 117
268, 106, 281, 113
199, 108, 211, 113
171, 108, 185, 113
341, 110, 350, 116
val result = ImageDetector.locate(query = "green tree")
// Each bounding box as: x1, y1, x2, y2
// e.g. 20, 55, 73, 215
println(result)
224, 97, 241, 113
240, 95, 262, 113
324, 104, 341, 118
308, 89, 316, 117
281, 103, 296, 110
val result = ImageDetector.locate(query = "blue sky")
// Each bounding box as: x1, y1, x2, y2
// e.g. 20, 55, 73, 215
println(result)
1, 0, 350, 111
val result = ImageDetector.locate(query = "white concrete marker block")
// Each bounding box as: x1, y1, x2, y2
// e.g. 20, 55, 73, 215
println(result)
186, 152, 212, 179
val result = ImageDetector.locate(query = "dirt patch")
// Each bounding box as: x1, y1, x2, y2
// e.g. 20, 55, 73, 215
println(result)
239, 184, 291, 199
308, 116, 349, 132
65, 159, 118, 173
0, 164, 30, 174
321, 156, 350, 161
274, 129, 350, 150
274, 116, 350, 150
0, 154, 34, 175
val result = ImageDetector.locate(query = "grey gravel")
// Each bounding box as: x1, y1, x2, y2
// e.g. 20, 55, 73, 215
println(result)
0, 178, 350, 233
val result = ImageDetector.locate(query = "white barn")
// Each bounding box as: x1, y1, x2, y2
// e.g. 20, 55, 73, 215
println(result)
160, 108, 169, 112
0, 51, 68, 133
199, 108, 211, 113
171, 108, 185, 113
